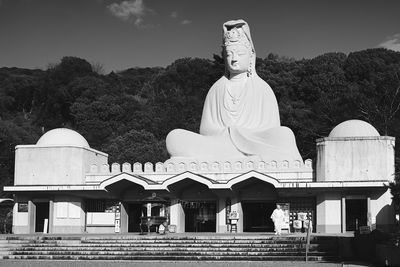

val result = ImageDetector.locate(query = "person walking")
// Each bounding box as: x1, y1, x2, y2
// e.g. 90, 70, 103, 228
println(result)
270, 204, 285, 235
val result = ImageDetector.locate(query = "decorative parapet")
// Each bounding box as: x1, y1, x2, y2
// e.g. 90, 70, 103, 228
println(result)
88, 159, 313, 175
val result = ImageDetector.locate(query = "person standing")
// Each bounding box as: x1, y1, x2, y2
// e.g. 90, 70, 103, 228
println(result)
271, 204, 285, 235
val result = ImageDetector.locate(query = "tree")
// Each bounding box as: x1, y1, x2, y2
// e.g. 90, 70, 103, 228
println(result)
103, 130, 168, 164
145, 58, 223, 138
0, 119, 39, 187
344, 48, 400, 135
34, 57, 97, 129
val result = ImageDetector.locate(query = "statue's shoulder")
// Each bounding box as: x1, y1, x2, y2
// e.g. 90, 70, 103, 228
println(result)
212, 76, 227, 87
208, 76, 227, 94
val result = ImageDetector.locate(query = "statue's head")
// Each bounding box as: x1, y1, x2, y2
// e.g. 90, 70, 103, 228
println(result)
222, 20, 255, 77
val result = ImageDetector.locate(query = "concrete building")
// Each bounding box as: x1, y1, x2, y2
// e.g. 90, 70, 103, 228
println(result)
4, 120, 395, 234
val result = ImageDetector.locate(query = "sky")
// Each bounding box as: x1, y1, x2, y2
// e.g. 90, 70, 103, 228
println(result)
0, 0, 399, 73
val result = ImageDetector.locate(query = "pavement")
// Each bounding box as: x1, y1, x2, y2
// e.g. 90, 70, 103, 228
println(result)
0, 261, 343, 267
0, 231, 355, 239
0, 261, 374, 267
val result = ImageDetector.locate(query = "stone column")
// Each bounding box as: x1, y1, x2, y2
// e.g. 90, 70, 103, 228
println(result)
170, 199, 185, 233
49, 199, 54, 234
12, 195, 30, 234
119, 202, 128, 233
28, 200, 35, 233
316, 192, 342, 233
341, 196, 346, 233
216, 197, 227, 233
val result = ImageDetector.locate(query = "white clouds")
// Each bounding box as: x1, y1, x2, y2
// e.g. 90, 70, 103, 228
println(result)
107, 0, 151, 27
169, 11, 191, 25
106, 1, 191, 28
378, 33, 400, 52
181, 19, 192, 25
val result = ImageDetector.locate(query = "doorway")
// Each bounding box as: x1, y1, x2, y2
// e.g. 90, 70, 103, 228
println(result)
128, 203, 143, 232
242, 202, 276, 232
346, 199, 367, 231
183, 201, 216, 232
34, 202, 49, 233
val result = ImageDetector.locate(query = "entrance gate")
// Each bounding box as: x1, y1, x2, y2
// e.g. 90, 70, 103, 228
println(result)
242, 202, 275, 232
127, 203, 142, 232
182, 201, 216, 232
346, 199, 367, 231
34, 202, 49, 233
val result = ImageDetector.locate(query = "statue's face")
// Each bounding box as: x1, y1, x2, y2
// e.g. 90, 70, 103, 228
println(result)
225, 44, 251, 75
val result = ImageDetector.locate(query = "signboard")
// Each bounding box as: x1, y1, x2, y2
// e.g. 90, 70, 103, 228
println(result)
114, 202, 121, 233
114, 219, 120, 233
225, 198, 231, 225
229, 211, 239, 220
168, 225, 176, 233
359, 226, 371, 235
43, 219, 48, 234
303, 220, 312, 229
18, 202, 28, 212
229, 211, 239, 225
293, 220, 302, 229
297, 212, 307, 221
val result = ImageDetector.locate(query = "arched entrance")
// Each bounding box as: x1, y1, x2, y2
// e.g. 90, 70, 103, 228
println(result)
232, 177, 278, 232
167, 178, 217, 232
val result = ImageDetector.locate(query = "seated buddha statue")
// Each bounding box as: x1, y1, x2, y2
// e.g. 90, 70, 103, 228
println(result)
166, 19, 302, 163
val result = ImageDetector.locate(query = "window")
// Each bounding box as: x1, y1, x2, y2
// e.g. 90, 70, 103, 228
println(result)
86, 200, 118, 213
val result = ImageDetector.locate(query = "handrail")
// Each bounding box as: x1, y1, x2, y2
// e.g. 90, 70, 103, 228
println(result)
305, 219, 312, 262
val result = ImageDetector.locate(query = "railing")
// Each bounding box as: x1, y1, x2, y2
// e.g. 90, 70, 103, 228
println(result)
88, 159, 313, 174
305, 219, 313, 262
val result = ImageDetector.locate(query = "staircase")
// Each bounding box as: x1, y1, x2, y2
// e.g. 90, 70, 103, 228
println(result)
0, 234, 341, 261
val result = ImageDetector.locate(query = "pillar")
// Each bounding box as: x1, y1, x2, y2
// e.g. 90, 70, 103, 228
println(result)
316, 192, 342, 233
216, 197, 227, 233
170, 199, 185, 233
28, 200, 35, 233
341, 196, 346, 233
49, 199, 54, 234
120, 202, 128, 233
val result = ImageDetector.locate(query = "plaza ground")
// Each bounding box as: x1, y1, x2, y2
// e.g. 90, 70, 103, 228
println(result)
0, 260, 373, 267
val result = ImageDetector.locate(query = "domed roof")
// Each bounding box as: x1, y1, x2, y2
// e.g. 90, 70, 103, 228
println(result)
36, 128, 90, 148
328, 120, 380, 138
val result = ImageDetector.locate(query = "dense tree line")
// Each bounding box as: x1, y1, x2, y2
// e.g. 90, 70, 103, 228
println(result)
1, 49, 400, 195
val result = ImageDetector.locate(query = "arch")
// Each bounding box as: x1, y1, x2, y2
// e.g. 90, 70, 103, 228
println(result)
99, 172, 156, 191
226, 171, 280, 189
0, 198, 14, 204
161, 172, 217, 190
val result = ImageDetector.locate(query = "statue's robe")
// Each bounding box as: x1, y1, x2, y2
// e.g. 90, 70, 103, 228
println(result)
166, 74, 302, 162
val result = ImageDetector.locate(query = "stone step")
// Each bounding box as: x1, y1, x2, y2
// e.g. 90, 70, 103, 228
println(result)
6, 241, 337, 248
12, 246, 334, 250
12, 245, 336, 252
10, 246, 329, 252
9, 251, 335, 258
10, 249, 333, 255
12, 246, 337, 253
0, 237, 336, 242
1, 254, 337, 261
0, 235, 341, 262
77, 239, 332, 244
84, 242, 332, 247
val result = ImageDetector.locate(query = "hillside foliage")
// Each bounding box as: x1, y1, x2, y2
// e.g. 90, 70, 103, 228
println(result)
1, 49, 400, 193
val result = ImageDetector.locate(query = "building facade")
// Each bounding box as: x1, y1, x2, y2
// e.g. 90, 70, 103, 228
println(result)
4, 120, 395, 234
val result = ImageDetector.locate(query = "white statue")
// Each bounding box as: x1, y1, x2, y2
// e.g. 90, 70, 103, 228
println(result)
166, 19, 302, 162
